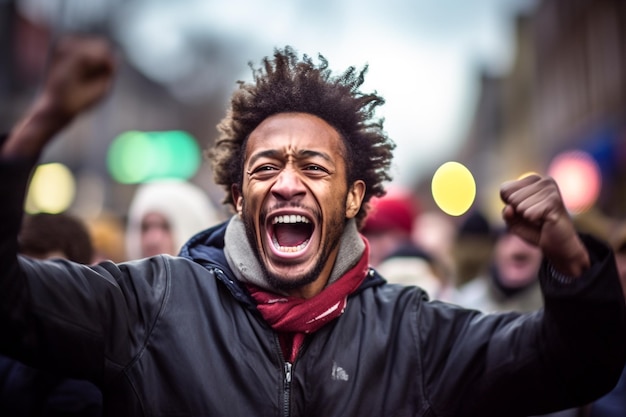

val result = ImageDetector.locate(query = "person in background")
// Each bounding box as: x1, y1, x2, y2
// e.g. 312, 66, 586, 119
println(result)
361, 187, 420, 267
0, 35, 624, 417
453, 227, 544, 313
451, 210, 495, 289
412, 209, 457, 276
87, 211, 127, 263
0, 212, 102, 417
125, 179, 224, 260
18, 212, 95, 264
361, 189, 454, 301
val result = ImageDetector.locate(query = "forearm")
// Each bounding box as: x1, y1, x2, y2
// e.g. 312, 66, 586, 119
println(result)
2, 95, 73, 159
540, 234, 626, 375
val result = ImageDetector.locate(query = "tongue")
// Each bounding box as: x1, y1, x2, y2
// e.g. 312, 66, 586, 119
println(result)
275, 223, 310, 247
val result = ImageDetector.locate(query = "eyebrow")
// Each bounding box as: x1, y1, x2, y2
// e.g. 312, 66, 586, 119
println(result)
248, 149, 335, 167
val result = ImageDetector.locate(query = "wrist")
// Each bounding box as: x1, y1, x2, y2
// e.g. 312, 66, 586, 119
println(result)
2, 96, 74, 158
546, 238, 590, 278
29, 94, 76, 131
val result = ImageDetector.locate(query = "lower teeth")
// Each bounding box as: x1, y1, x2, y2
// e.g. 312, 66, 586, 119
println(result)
273, 237, 308, 253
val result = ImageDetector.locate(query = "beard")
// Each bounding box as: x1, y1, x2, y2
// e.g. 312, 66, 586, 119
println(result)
241, 200, 346, 292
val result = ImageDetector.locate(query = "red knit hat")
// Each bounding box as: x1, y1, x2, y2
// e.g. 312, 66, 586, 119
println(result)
362, 189, 419, 235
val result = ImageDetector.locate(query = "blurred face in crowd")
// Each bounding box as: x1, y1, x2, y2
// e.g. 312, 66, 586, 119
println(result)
233, 112, 364, 298
141, 212, 176, 257
363, 229, 407, 267
494, 232, 542, 288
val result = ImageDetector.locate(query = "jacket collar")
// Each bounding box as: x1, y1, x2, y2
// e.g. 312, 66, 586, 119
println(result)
178, 218, 386, 303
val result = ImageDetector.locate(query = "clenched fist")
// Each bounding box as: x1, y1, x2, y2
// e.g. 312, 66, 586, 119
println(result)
500, 174, 590, 277
3, 36, 115, 158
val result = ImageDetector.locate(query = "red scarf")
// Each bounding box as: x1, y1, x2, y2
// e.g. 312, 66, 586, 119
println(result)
247, 241, 370, 362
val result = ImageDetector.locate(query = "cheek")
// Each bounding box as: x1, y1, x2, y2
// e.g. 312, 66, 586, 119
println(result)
324, 182, 348, 205
243, 185, 265, 213
240, 186, 269, 232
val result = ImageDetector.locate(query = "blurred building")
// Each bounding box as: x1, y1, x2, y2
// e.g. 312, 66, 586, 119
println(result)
0, 0, 232, 220
532, 0, 626, 217
3, 0, 625, 223
0, 2, 48, 128
459, 0, 626, 221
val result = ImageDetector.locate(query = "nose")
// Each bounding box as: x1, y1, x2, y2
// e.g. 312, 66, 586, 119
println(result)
271, 166, 306, 201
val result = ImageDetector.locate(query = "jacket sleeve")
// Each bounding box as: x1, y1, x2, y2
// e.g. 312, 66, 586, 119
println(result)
0, 154, 167, 387
420, 235, 626, 417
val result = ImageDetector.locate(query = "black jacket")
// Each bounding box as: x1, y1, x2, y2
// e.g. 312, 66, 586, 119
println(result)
1, 157, 625, 417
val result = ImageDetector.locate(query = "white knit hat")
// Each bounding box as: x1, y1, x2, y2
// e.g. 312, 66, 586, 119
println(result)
125, 180, 223, 260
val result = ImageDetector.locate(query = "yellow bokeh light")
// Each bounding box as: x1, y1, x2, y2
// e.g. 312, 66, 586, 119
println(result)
25, 163, 76, 214
517, 171, 539, 180
431, 161, 476, 216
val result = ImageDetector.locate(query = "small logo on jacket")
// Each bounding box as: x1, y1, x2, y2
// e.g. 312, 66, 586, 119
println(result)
331, 361, 349, 381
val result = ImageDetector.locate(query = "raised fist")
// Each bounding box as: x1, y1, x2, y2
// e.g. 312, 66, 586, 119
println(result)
500, 174, 590, 277
40, 36, 116, 122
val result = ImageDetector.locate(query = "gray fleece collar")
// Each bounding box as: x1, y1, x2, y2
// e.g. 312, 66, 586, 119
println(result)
224, 215, 365, 294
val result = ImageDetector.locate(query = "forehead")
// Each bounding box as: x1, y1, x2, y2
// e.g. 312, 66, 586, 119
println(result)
141, 212, 170, 225
245, 113, 346, 160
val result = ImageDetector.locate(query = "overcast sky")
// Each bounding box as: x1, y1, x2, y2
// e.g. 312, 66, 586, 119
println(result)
20, 0, 537, 187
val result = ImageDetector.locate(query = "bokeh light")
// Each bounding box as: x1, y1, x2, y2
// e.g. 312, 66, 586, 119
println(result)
25, 163, 76, 214
431, 161, 476, 216
547, 150, 601, 214
107, 130, 202, 184
517, 171, 540, 179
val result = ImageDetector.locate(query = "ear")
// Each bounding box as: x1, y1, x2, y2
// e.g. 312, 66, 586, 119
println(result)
232, 184, 243, 216
345, 180, 365, 219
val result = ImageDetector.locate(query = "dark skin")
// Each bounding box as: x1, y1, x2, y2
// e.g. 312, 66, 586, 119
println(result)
232, 112, 365, 298
500, 175, 589, 276
2, 36, 590, 289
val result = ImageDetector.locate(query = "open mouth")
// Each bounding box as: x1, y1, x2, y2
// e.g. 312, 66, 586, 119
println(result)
270, 215, 314, 253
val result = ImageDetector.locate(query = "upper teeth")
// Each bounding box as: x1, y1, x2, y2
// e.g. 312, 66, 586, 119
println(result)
272, 215, 310, 224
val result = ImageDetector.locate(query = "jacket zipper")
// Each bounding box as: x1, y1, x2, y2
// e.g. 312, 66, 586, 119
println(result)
215, 267, 295, 416
283, 361, 292, 417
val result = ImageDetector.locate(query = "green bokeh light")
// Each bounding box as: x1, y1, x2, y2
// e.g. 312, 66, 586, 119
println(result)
107, 130, 202, 184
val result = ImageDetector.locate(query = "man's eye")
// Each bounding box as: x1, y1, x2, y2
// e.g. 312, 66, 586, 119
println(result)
250, 165, 279, 174
302, 165, 330, 177
248, 165, 279, 178
304, 165, 328, 173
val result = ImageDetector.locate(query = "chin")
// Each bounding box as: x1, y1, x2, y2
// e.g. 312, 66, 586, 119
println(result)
264, 262, 324, 291
265, 271, 314, 291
